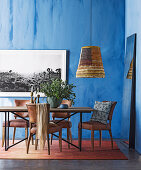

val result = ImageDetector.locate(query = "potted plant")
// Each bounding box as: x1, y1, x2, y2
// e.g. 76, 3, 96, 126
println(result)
40, 79, 76, 108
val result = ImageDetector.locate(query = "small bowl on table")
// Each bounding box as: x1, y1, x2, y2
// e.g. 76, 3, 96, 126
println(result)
59, 104, 68, 109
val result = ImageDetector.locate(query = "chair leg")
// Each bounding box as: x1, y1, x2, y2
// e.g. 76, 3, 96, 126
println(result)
25, 127, 28, 147
78, 127, 80, 147
47, 133, 50, 155
109, 130, 113, 149
59, 130, 62, 152
13, 127, 16, 144
68, 117, 72, 143
67, 128, 70, 149
91, 130, 94, 151
29, 123, 34, 145
31, 136, 34, 145
50, 118, 55, 145
2, 127, 5, 147
99, 130, 102, 147
27, 133, 32, 154
69, 128, 72, 143
35, 135, 38, 150
51, 134, 53, 145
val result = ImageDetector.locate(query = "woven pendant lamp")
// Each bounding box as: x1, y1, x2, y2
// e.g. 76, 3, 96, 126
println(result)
127, 58, 133, 79
76, 46, 105, 78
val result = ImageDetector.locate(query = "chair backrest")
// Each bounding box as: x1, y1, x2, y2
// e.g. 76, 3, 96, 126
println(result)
27, 103, 50, 149
15, 100, 30, 118
102, 101, 117, 121
52, 100, 72, 119
26, 103, 37, 123
61, 100, 72, 106
26, 103, 50, 124
108, 102, 117, 121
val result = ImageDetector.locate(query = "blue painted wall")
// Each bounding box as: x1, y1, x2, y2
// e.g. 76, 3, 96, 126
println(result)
126, 0, 141, 154
0, 0, 125, 140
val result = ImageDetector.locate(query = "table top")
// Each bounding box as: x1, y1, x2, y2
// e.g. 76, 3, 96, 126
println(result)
0, 106, 94, 113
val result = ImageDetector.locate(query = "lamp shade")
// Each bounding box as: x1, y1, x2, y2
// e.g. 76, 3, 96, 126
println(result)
76, 46, 105, 78
127, 58, 133, 79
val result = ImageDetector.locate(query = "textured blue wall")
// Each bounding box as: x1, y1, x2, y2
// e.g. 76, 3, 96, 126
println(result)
126, 0, 141, 154
0, 0, 125, 140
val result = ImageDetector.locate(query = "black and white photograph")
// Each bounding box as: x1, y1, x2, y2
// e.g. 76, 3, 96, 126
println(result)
0, 50, 66, 96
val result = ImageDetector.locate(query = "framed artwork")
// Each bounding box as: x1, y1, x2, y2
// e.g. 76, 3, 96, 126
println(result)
0, 50, 66, 97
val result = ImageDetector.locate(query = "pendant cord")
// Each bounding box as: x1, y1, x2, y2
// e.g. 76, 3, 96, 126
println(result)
90, 0, 92, 46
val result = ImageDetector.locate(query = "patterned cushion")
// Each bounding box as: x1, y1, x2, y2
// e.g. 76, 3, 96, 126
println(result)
90, 101, 112, 124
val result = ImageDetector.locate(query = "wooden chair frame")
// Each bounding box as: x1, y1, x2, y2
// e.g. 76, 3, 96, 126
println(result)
78, 101, 117, 151
2, 100, 30, 147
26, 103, 62, 155
51, 100, 72, 148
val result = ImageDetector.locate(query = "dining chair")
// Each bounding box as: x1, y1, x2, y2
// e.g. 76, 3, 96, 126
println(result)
51, 100, 72, 148
26, 103, 63, 155
2, 100, 30, 147
78, 101, 117, 151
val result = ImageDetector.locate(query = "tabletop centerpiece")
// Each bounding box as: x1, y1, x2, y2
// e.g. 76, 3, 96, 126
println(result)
40, 79, 76, 108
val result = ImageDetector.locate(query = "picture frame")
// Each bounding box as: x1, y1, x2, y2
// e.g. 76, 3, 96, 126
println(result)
0, 50, 67, 97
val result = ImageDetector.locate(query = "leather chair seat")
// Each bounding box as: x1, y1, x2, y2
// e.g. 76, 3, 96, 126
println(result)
49, 122, 63, 134
14, 112, 29, 118
30, 122, 62, 134
51, 120, 72, 128
78, 121, 111, 130
52, 112, 70, 119
3, 119, 28, 128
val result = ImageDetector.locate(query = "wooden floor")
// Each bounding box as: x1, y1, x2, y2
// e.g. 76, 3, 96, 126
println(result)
0, 139, 141, 170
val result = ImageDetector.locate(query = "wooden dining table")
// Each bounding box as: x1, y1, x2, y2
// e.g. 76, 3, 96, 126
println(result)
0, 106, 94, 151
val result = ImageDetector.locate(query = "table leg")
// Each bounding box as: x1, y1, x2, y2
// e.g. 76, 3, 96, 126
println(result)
5, 112, 7, 151
5, 112, 10, 151
80, 112, 82, 151
7, 112, 9, 148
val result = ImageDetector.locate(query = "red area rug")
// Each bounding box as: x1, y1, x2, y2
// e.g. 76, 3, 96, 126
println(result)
0, 140, 128, 160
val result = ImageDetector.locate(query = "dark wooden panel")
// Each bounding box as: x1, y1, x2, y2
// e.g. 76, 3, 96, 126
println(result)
129, 34, 136, 149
